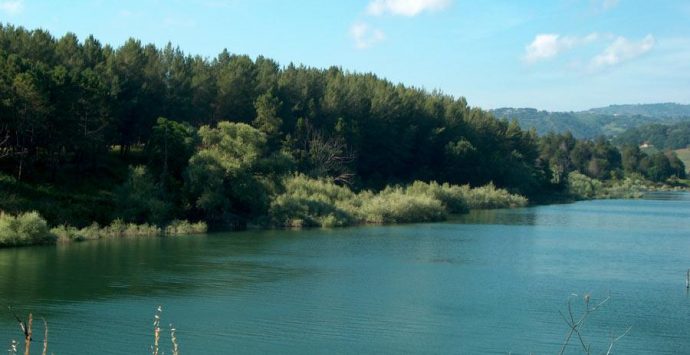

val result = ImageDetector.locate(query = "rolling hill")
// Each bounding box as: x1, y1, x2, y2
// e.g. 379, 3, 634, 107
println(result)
492, 103, 690, 139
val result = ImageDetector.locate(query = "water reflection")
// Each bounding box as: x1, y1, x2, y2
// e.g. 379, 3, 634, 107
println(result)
0, 234, 308, 308
0, 193, 689, 354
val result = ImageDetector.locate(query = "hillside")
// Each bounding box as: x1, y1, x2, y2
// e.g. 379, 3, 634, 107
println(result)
492, 104, 690, 139
586, 103, 690, 118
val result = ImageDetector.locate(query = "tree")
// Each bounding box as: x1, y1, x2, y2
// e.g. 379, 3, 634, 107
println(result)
185, 122, 270, 227
252, 92, 283, 138
148, 117, 198, 181
641, 152, 673, 182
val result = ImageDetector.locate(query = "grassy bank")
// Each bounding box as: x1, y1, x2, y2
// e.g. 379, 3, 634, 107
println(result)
269, 175, 528, 228
0, 212, 207, 248
566, 171, 687, 200
1, 175, 530, 247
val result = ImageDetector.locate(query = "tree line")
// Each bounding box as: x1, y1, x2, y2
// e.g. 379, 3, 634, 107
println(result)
0, 24, 684, 229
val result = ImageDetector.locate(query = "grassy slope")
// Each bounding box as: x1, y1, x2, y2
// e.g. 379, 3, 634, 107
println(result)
674, 147, 690, 173
0, 151, 135, 227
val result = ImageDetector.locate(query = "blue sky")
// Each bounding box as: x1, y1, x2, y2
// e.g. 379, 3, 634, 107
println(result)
1, 0, 688, 111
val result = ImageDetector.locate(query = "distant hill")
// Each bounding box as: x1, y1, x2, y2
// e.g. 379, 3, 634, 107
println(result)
492, 103, 690, 139
612, 121, 690, 150
585, 103, 690, 118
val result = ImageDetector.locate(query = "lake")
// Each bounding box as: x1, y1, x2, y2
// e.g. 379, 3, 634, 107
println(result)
1, 193, 690, 354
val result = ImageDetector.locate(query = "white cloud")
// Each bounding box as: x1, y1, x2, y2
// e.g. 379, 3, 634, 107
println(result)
350, 22, 385, 49
366, 0, 451, 17
0, 0, 24, 15
591, 0, 619, 11
599, 0, 619, 11
590, 34, 655, 69
524, 33, 599, 63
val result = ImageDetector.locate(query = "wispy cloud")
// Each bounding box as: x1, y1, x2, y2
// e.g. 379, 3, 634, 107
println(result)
163, 16, 197, 29
524, 33, 599, 63
590, 34, 655, 69
0, 0, 24, 15
595, 0, 619, 11
366, 0, 451, 17
350, 22, 386, 49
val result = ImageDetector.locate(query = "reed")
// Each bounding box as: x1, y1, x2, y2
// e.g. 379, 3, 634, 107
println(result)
170, 323, 179, 355
152, 306, 161, 355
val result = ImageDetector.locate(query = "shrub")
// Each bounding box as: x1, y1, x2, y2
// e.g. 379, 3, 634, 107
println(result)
269, 174, 356, 227
50, 224, 85, 242
164, 220, 208, 235
269, 176, 529, 228
358, 187, 447, 224
462, 182, 529, 209
406, 181, 470, 214
0, 211, 55, 247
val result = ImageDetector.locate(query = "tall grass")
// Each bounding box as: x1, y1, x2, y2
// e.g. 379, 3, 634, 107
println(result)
357, 186, 447, 224
269, 175, 528, 228
460, 182, 529, 209
0, 211, 56, 247
567, 172, 660, 199
164, 220, 208, 236
51, 219, 208, 243
269, 174, 357, 227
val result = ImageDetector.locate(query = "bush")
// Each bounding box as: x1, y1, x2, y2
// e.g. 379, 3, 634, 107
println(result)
164, 220, 208, 235
269, 174, 356, 227
269, 176, 529, 228
567, 172, 657, 199
0, 211, 55, 247
406, 181, 469, 214
50, 224, 85, 242
358, 187, 447, 224
462, 182, 529, 209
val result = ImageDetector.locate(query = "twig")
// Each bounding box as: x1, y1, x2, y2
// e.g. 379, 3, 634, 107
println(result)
605, 326, 632, 355
170, 323, 179, 355
152, 306, 162, 355
41, 318, 48, 355
23, 313, 31, 355
558, 294, 610, 355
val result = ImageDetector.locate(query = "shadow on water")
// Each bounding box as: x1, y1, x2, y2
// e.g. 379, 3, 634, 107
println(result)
0, 232, 308, 309
451, 208, 540, 226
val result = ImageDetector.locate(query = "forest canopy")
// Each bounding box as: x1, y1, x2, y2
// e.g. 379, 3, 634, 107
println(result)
0, 24, 684, 233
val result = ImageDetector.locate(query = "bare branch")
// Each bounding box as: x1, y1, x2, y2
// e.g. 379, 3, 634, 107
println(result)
41, 318, 48, 355
605, 326, 632, 355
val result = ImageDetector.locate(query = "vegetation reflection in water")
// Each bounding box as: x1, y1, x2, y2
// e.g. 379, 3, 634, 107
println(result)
1, 194, 690, 353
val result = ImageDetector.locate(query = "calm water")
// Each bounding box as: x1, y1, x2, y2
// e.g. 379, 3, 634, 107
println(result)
2, 193, 690, 354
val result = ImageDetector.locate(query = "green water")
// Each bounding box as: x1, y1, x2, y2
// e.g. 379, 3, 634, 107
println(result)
1, 193, 690, 354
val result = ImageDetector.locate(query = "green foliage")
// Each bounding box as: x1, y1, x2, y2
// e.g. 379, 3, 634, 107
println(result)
269, 175, 528, 228
0, 211, 55, 247
4, 24, 673, 242
164, 220, 208, 236
566, 172, 659, 199
494, 104, 690, 139
358, 187, 447, 224
186, 122, 272, 226
268, 174, 357, 227
406, 181, 469, 213
148, 117, 198, 180
641, 152, 673, 182
567, 172, 604, 199
613, 121, 690, 150
115, 166, 172, 225
460, 183, 529, 209
50, 219, 207, 242
253, 92, 283, 137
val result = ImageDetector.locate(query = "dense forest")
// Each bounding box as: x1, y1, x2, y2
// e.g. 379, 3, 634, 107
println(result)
612, 122, 690, 150
0, 24, 686, 246
492, 104, 690, 139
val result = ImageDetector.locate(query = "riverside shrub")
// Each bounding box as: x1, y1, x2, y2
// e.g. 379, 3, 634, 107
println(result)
0, 211, 55, 247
